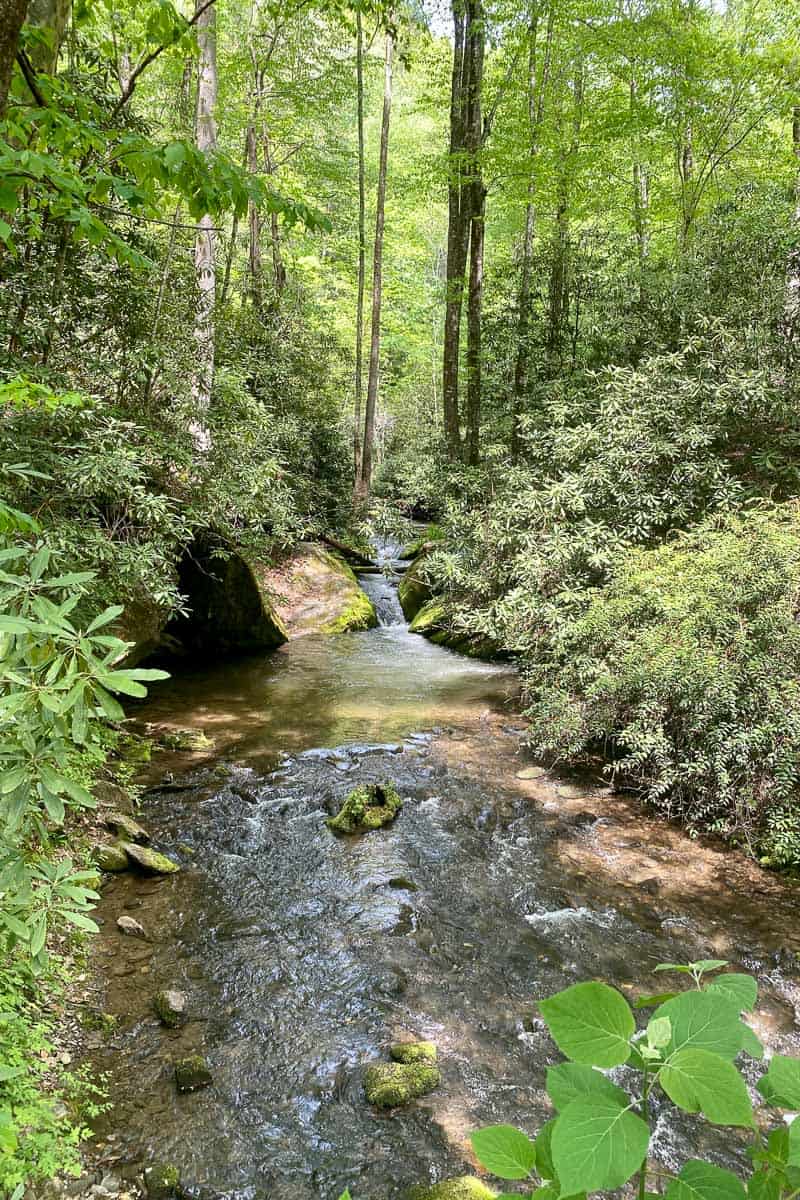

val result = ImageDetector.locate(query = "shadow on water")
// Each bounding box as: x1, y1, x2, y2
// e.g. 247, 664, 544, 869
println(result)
89, 563, 800, 1200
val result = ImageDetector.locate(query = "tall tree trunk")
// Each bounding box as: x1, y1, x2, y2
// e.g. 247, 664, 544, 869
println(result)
359, 28, 394, 496
262, 128, 286, 297
511, 2, 553, 460
782, 105, 800, 367
246, 121, 263, 311
353, 7, 366, 484
465, 181, 485, 466
0, 0, 28, 117
191, 0, 217, 449
547, 62, 582, 361
630, 72, 649, 309
26, 0, 71, 71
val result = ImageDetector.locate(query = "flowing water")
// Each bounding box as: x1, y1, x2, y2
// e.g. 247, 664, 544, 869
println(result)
88, 544, 800, 1200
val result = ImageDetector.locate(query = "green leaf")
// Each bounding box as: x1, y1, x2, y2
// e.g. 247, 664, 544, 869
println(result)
665, 1160, 747, 1200
747, 1171, 781, 1200
706, 974, 758, 1013
60, 910, 99, 933
469, 1126, 538, 1181
539, 982, 634, 1067
635, 992, 679, 1008
551, 1098, 649, 1193
659, 1048, 753, 1126
546, 1064, 629, 1112
0, 1063, 25, 1081
533, 1118, 557, 1181
757, 1056, 800, 1109
29, 916, 47, 957
85, 604, 124, 633
653, 991, 743, 1059
738, 1022, 763, 1060
647, 1017, 672, 1049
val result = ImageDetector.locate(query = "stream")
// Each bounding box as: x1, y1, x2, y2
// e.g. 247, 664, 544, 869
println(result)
88, 546, 800, 1200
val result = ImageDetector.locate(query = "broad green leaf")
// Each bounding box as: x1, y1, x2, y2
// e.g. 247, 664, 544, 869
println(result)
787, 1119, 800, 1167
653, 991, 743, 1059
534, 1118, 557, 1180
470, 1125, 537, 1180
635, 992, 679, 1009
738, 1022, 763, 1060
539, 982, 634, 1067
551, 1098, 649, 1193
706, 974, 758, 1013
647, 1017, 672, 1049
659, 1048, 753, 1126
748, 1171, 781, 1200
60, 910, 99, 933
29, 916, 47, 957
757, 1056, 800, 1109
0, 1063, 24, 1081
546, 1063, 629, 1112
665, 1160, 747, 1200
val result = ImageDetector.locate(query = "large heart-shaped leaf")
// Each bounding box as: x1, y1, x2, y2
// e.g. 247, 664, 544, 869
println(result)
665, 1160, 747, 1200
757, 1056, 800, 1109
660, 1048, 753, 1126
546, 1063, 629, 1112
551, 1098, 649, 1193
653, 992, 743, 1060
470, 1125, 538, 1180
539, 982, 634, 1068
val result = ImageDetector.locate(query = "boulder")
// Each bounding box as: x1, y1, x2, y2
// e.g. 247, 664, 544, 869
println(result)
409, 601, 502, 661
93, 843, 130, 872
326, 783, 402, 835
143, 1164, 180, 1200
390, 1041, 437, 1065
117, 915, 147, 939
398, 555, 433, 622
174, 1055, 212, 1093
406, 1180, 496, 1200
156, 727, 213, 753
154, 988, 188, 1028
120, 842, 180, 875
255, 543, 378, 637
363, 1060, 440, 1107
104, 811, 150, 843
92, 780, 136, 815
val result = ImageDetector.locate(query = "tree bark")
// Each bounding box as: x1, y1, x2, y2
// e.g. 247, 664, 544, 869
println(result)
782, 104, 800, 367
262, 128, 286, 297
246, 120, 263, 311
0, 0, 28, 117
191, 0, 217, 449
465, 180, 485, 466
547, 61, 583, 361
353, 7, 366, 485
358, 28, 394, 496
26, 0, 71, 72
442, 0, 469, 461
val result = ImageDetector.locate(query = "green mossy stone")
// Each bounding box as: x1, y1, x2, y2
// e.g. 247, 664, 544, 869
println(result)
390, 1041, 437, 1065
105, 810, 150, 843
143, 1163, 180, 1199
93, 842, 130, 872
174, 1054, 212, 1093
158, 727, 214, 752
398, 557, 433, 622
321, 584, 378, 633
120, 842, 180, 874
363, 1060, 440, 1107
405, 1178, 496, 1200
326, 783, 403, 835
153, 988, 188, 1028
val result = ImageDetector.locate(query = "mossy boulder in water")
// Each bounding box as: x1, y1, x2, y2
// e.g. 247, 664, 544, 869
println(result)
104, 810, 150, 843
406, 1179, 496, 1200
364, 1059, 440, 1107
157, 727, 213, 752
326, 783, 402, 834
174, 1054, 212, 1093
390, 1041, 437, 1065
154, 988, 188, 1028
409, 600, 502, 661
257, 543, 378, 637
93, 842, 129, 872
120, 842, 180, 874
143, 1162, 180, 1199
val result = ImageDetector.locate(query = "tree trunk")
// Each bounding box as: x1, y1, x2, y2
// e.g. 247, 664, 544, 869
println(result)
358, 28, 393, 496
191, 0, 217, 449
246, 121, 263, 311
353, 7, 366, 485
547, 61, 583, 362
630, 72, 649, 309
262, 128, 286, 297
465, 180, 485, 466
26, 0, 71, 72
0, 0, 28, 117
442, 0, 469, 461
782, 105, 800, 367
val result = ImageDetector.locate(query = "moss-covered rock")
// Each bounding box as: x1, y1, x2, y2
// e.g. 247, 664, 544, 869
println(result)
120, 842, 180, 874
363, 1060, 440, 1107
326, 783, 402, 835
256, 543, 378, 637
92, 780, 136, 814
157, 727, 214, 752
174, 1054, 212, 1093
390, 1041, 437, 1065
405, 1178, 496, 1200
409, 601, 503, 661
93, 842, 130, 872
104, 810, 149, 843
398, 555, 433, 622
143, 1162, 180, 1199
154, 988, 188, 1028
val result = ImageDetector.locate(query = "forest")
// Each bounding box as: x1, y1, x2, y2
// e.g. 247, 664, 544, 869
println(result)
1, 0, 800, 1194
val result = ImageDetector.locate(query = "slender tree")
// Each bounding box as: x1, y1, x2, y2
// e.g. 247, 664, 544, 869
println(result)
354, 7, 367, 483
359, 25, 394, 495
191, 0, 218, 446
782, 104, 800, 366
0, 0, 28, 117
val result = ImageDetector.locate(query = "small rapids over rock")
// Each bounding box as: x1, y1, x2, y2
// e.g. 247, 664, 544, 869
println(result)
88, 559, 800, 1200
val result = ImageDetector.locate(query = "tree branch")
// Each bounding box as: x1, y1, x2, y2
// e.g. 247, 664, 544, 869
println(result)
15, 49, 45, 107
111, 0, 218, 118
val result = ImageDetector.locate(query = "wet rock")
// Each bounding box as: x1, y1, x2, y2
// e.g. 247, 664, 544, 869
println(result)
348, 742, 403, 756
157, 727, 214, 752
154, 989, 188, 1028
177, 843, 196, 858
516, 765, 547, 780
363, 1060, 440, 1107
121, 842, 180, 874
174, 1055, 212, 1093
93, 780, 136, 815
143, 1163, 180, 1199
326, 782, 402, 835
390, 1041, 437, 1065
117, 915, 147, 939
387, 876, 418, 891
105, 811, 150, 844
93, 843, 129, 872
406, 1179, 496, 1200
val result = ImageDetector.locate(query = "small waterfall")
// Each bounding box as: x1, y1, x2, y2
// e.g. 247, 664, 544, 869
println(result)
357, 569, 406, 626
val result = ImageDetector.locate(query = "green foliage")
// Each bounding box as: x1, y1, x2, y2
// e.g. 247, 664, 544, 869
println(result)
469, 963, 800, 1200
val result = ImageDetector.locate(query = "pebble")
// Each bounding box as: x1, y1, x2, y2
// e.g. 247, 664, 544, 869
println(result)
117, 915, 147, 939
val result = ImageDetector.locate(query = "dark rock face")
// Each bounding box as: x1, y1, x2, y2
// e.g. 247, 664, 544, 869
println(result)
143, 1163, 180, 1198
175, 1055, 212, 1093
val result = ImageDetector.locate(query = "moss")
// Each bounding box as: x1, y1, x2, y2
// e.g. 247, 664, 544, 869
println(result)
322, 584, 378, 633
92, 842, 129, 871
79, 1008, 118, 1035
363, 1060, 440, 1107
117, 733, 151, 763
405, 1178, 496, 1200
409, 600, 446, 635
390, 1041, 437, 1065
120, 842, 180, 874
157, 727, 214, 752
409, 600, 504, 661
104, 810, 149, 843
174, 1054, 212, 1093
326, 783, 403, 835
143, 1163, 180, 1199
154, 988, 188, 1028
398, 556, 433, 622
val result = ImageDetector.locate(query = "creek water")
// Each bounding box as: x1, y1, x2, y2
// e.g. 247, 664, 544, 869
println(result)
88, 545, 800, 1200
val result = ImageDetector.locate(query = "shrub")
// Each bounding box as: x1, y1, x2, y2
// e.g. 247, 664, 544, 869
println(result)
524, 505, 800, 863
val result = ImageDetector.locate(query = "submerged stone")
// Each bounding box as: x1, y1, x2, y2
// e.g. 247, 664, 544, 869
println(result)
121, 842, 180, 874
105, 810, 150, 843
516, 765, 547, 780
174, 1054, 212, 1093
154, 989, 188, 1028
143, 1163, 180, 1199
326, 783, 403, 835
157, 727, 214, 752
363, 1060, 440, 1107
390, 1041, 437, 1065
406, 1179, 496, 1200
93, 842, 130, 872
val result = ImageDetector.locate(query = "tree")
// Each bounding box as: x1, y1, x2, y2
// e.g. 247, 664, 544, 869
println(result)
0, 0, 28, 117
192, 0, 218, 446
354, 6, 367, 483
783, 103, 800, 365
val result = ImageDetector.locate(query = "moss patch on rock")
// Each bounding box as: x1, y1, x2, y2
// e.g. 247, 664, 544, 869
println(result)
326, 783, 402, 834
174, 1054, 212, 1093
257, 543, 378, 637
322, 583, 378, 633
398, 555, 433, 622
409, 600, 503, 661
406, 1178, 496, 1200
154, 989, 188, 1028
120, 842, 180, 874
390, 1041, 437, 1065
363, 1060, 440, 1107
143, 1162, 180, 1199
104, 810, 149, 843
93, 842, 129, 872
157, 727, 213, 752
